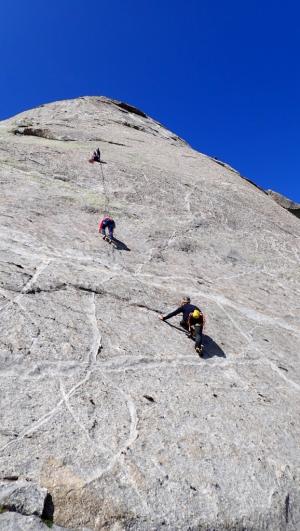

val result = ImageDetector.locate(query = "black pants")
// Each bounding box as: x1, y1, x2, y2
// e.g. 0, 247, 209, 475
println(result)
194, 324, 203, 349
181, 319, 203, 349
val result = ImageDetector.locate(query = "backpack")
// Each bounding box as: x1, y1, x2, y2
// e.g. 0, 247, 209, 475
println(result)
190, 309, 205, 328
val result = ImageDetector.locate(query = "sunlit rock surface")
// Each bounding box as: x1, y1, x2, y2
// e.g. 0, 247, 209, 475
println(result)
0, 97, 299, 530
267, 189, 300, 219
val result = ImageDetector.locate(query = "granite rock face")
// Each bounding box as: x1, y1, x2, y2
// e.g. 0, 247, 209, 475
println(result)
0, 96, 299, 530
0, 478, 47, 516
267, 190, 300, 219
0, 512, 69, 530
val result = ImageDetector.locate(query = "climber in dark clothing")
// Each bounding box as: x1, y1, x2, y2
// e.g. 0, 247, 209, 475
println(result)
187, 309, 204, 354
159, 297, 204, 355
187, 309, 204, 333
89, 147, 101, 163
159, 296, 200, 331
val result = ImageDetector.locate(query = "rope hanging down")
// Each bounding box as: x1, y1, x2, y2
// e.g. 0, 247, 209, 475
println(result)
89, 147, 110, 214
100, 162, 110, 214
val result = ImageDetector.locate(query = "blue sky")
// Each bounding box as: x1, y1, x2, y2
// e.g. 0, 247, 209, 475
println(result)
1, 0, 299, 201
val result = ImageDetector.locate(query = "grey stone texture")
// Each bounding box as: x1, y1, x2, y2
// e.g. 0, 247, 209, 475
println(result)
0, 96, 299, 530
0, 478, 47, 516
0, 511, 69, 530
267, 190, 300, 219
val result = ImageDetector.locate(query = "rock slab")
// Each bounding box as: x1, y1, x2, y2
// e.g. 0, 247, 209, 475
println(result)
0, 512, 69, 530
0, 96, 299, 530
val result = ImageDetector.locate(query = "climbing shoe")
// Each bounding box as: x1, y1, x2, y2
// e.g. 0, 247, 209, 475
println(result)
195, 345, 203, 357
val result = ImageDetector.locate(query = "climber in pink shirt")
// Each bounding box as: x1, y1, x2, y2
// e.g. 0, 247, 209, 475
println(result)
98, 215, 116, 241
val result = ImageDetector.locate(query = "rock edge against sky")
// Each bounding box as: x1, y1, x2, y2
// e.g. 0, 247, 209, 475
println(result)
0, 96, 299, 530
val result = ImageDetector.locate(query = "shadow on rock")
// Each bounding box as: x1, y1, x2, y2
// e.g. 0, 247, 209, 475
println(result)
113, 238, 131, 251
202, 334, 226, 359
164, 322, 226, 359
41, 493, 54, 521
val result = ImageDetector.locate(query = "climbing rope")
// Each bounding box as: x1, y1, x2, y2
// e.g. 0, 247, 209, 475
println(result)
99, 160, 110, 215
89, 147, 111, 215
